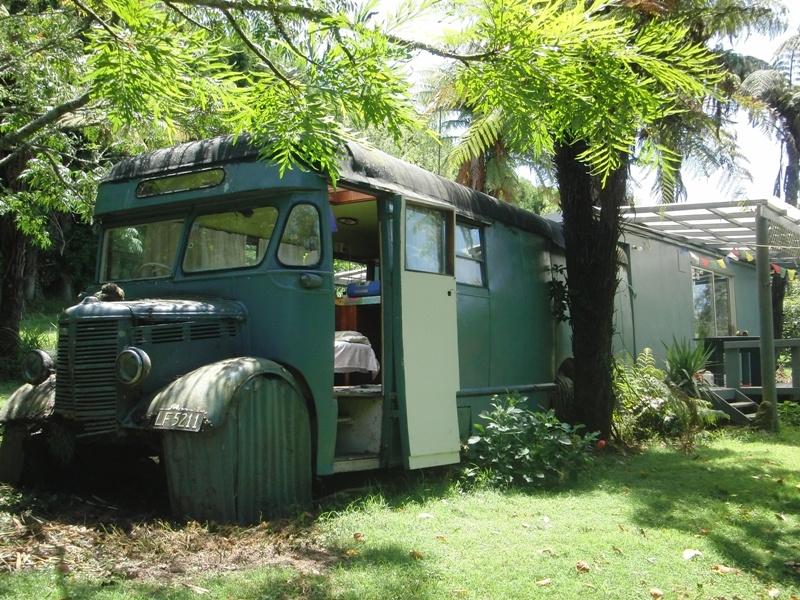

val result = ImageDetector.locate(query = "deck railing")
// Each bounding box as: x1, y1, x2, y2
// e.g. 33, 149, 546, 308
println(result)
722, 338, 800, 390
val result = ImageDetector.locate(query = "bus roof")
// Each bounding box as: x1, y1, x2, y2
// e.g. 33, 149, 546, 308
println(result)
103, 135, 564, 248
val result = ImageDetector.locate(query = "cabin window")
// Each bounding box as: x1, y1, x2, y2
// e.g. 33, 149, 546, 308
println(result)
405, 204, 453, 275
102, 219, 184, 281
136, 168, 225, 198
455, 223, 485, 286
278, 204, 321, 267
693, 267, 733, 337
183, 206, 278, 272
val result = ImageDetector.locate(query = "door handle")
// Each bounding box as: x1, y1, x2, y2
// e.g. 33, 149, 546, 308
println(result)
300, 273, 323, 289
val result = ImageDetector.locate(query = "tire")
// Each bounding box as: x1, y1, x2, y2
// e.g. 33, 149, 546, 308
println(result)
0, 423, 28, 485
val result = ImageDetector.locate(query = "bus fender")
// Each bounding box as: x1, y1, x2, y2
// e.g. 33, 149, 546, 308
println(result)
0, 377, 55, 424
143, 357, 303, 431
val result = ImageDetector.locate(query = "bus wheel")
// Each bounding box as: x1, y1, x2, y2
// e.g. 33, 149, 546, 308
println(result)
0, 423, 28, 485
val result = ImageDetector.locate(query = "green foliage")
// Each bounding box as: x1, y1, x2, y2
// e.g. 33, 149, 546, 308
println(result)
448, 0, 723, 185
663, 335, 713, 398
613, 348, 728, 451
464, 394, 597, 488
547, 264, 570, 324
778, 401, 800, 429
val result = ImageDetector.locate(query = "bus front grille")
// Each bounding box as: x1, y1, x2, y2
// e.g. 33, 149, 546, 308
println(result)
55, 319, 119, 437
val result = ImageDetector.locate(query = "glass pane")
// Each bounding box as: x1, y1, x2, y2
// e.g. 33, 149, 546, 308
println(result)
102, 219, 184, 281
406, 205, 446, 274
693, 269, 714, 338
714, 274, 732, 336
184, 206, 278, 272
136, 169, 224, 198
456, 224, 484, 286
278, 204, 321, 266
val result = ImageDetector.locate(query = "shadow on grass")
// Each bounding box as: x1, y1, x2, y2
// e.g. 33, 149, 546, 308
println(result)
572, 432, 800, 588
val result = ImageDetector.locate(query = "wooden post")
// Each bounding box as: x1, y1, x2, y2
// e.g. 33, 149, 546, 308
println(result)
756, 208, 779, 431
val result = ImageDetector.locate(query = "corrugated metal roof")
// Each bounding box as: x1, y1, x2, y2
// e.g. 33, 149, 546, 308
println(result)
620, 198, 800, 268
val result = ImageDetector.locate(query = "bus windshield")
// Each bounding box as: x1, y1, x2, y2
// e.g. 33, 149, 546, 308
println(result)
101, 207, 282, 281
102, 219, 185, 281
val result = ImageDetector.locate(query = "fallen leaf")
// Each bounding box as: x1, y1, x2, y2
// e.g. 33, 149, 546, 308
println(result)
640, 471, 650, 478
618, 524, 625, 532
541, 547, 556, 555
696, 526, 711, 535
683, 549, 703, 560
410, 550, 423, 560
712, 564, 743, 575
576, 561, 591, 572
345, 549, 359, 557
776, 478, 784, 485
769, 589, 780, 598
436, 535, 448, 543
776, 513, 787, 521
650, 588, 664, 599
353, 532, 366, 542
535, 578, 551, 586
418, 513, 434, 519
612, 546, 624, 555
182, 583, 211, 595
521, 523, 531, 528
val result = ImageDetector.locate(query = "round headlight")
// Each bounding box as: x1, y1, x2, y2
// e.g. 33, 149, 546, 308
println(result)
115, 347, 151, 385
21, 350, 54, 385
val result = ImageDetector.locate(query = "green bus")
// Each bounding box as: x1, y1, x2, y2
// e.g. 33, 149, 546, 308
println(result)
0, 136, 567, 524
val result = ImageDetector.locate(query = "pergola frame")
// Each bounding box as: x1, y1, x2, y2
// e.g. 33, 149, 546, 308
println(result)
620, 198, 800, 430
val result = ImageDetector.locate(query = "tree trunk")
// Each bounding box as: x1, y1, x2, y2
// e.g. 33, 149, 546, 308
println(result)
0, 213, 27, 369
784, 127, 800, 208
554, 141, 627, 441
23, 245, 38, 302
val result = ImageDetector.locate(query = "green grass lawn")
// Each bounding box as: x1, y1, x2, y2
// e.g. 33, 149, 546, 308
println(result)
0, 427, 798, 599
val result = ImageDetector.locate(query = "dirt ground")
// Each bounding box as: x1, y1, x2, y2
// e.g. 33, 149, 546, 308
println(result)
0, 460, 340, 586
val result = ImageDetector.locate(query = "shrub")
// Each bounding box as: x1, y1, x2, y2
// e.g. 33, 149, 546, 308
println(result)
463, 394, 597, 488
613, 347, 728, 452
663, 335, 712, 398
778, 401, 800, 428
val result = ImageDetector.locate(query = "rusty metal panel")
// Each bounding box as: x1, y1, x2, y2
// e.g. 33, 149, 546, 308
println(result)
162, 422, 239, 523
235, 376, 311, 524
160, 365, 311, 524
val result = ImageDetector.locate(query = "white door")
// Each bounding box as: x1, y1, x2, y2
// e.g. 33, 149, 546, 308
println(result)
396, 198, 460, 469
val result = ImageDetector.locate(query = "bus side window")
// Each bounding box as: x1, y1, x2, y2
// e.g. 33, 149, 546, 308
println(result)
278, 204, 321, 267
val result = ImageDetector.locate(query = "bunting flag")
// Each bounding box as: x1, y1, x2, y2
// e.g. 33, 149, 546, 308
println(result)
772, 263, 781, 274
789, 270, 797, 281
689, 251, 699, 262
700, 257, 711, 268
716, 258, 727, 269
726, 249, 739, 261
744, 251, 754, 262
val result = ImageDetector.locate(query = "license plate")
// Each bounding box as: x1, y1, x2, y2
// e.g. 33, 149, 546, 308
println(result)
152, 409, 204, 432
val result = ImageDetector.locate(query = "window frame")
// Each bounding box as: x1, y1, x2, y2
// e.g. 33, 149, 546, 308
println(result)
692, 266, 735, 338
403, 202, 455, 276
455, 221, 486, 287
